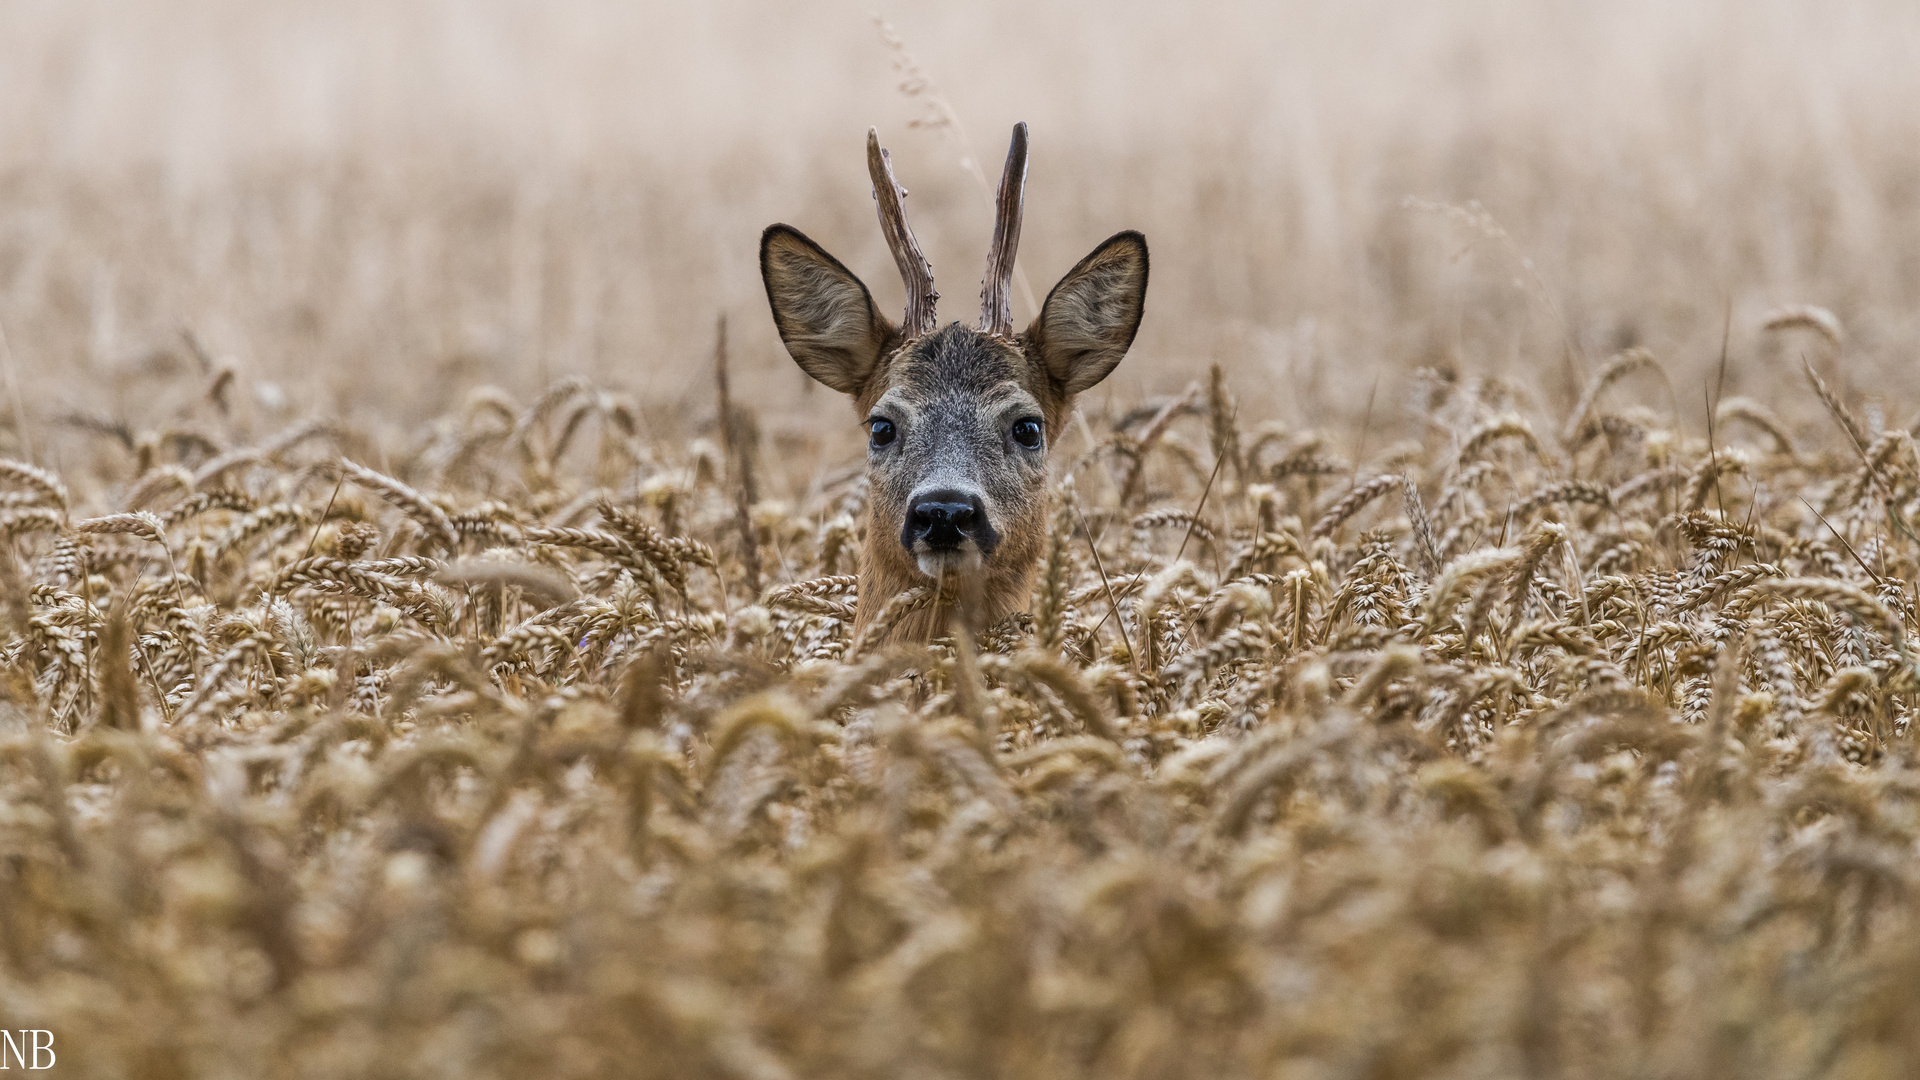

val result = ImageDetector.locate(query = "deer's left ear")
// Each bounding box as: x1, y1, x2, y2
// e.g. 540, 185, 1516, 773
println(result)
1027, 231, 1148, 396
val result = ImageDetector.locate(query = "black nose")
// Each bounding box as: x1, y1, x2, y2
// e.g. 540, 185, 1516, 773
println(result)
905, 489, 995, 552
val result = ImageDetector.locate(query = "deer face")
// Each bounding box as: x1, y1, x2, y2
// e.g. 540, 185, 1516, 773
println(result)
759, 127, 1146, 634
864, 324, 1054, 581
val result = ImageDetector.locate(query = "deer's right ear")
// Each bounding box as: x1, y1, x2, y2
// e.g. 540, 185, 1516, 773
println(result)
761, 225, 893, 396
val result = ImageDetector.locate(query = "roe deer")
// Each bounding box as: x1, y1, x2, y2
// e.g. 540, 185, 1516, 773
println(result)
761, 124, 1148, 643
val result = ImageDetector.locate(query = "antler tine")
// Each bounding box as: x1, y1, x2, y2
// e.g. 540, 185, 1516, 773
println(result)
979, 122, 1029, 338
866, 128, 939, 337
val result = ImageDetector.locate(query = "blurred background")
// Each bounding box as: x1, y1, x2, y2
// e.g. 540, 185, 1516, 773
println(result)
2, 0, 1917, 482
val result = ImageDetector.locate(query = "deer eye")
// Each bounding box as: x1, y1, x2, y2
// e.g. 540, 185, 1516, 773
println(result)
867, 417, 896, 449
1011, 417, 1043, 449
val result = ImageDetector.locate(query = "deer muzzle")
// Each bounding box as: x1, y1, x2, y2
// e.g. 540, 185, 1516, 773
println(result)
903, 487, 998, 575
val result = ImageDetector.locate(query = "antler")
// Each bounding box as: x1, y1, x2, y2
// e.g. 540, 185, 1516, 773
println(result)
979, 122, 1029, 338
867, 128, 939, 338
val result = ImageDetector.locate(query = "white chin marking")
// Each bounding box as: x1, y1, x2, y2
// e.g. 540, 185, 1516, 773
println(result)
916, 548, 983, 578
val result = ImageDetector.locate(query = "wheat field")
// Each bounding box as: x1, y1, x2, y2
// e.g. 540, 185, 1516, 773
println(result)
5, 1, 1920, 1077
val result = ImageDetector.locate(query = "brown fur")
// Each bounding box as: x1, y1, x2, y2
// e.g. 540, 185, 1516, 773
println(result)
760, 145, 1147, 644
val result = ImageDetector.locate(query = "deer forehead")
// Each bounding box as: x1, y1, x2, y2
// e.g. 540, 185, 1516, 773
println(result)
861, 325, 1054, 417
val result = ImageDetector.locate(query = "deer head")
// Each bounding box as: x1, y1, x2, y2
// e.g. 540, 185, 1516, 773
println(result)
761, 125, 1148, 641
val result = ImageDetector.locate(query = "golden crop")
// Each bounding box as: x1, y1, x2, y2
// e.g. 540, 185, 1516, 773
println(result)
1, 332, 1917, 1077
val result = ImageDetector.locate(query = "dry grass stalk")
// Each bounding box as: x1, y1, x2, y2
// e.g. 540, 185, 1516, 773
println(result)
1762, 303, 1845, 349
338, 458, 459, 553
1310, 473, 1402, 540
0, 457, 70, 511
1563, 347, 1662, 445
